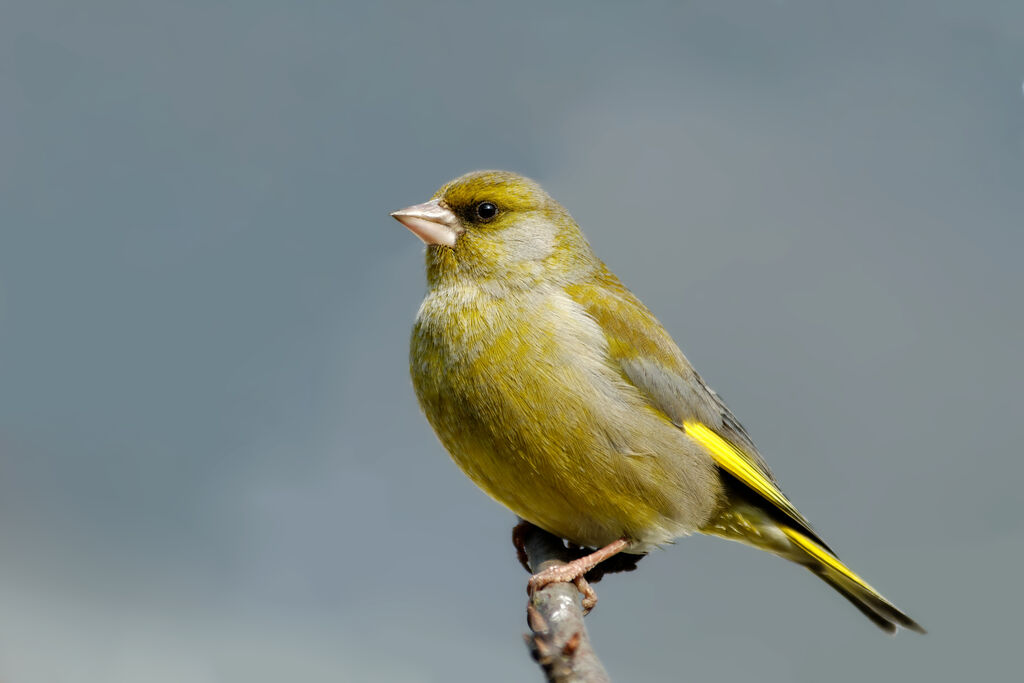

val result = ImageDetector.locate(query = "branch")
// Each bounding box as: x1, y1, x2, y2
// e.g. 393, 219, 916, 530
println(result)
518, 523, 612, 683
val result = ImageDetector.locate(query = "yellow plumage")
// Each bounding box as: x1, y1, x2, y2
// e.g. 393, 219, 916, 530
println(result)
394, 170, 923, 634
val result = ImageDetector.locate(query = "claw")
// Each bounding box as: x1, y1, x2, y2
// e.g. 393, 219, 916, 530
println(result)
574, 576, 598, 613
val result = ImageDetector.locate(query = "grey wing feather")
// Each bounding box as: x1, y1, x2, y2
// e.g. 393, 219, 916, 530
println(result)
619, 355, 834, 549
619, 356, 779, 484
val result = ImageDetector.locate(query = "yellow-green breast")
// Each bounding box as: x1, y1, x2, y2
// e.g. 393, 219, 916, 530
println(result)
410, 277, 722, 551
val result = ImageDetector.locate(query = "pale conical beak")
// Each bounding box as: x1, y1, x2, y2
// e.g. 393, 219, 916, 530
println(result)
390, 199, 462, 247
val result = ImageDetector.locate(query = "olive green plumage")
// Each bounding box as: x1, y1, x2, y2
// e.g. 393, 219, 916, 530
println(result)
398, 170, 923, 634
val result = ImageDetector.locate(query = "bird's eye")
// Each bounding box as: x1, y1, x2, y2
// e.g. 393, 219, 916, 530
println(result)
475, 202, 498, 220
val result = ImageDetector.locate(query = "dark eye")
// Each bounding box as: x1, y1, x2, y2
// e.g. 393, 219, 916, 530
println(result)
475, 201, 498, 220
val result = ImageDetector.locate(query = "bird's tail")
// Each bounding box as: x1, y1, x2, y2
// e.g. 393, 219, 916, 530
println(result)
779, 525, 925, 634
704, 506, 925, 634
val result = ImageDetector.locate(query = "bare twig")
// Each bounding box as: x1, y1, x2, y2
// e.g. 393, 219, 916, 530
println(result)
517, 523, 612, 683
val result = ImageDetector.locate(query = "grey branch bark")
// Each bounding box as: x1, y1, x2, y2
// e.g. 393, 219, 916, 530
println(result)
519, 524, 612, 683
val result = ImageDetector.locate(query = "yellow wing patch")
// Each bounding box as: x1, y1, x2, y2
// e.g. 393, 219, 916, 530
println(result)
683, 421, 809, 532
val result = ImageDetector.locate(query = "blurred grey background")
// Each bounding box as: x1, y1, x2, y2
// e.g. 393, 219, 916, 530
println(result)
1, 1, 1021, 681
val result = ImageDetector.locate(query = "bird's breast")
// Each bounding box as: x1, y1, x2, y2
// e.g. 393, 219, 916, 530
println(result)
409, 282, 720, 549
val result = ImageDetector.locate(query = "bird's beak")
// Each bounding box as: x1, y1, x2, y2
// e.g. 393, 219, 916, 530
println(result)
390, 199, 462, 247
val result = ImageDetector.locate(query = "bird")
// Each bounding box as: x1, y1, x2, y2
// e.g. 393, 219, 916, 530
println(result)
391, 170, 924, 634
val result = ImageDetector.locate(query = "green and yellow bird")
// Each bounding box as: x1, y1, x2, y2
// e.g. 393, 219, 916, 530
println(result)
392, 170, 923, 634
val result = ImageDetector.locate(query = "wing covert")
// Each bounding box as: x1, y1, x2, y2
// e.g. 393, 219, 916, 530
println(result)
566, 274, 823, 543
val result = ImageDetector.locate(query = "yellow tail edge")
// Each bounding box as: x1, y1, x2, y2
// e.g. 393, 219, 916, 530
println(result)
781, 526, 926, 635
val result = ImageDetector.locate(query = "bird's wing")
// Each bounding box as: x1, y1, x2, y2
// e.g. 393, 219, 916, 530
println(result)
566, 275, 824, 544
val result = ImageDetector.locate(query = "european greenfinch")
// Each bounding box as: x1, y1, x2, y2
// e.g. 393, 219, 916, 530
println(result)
392, 170, 923, 634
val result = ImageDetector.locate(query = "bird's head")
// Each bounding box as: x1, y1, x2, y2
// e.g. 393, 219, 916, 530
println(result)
392, 170, 596, 288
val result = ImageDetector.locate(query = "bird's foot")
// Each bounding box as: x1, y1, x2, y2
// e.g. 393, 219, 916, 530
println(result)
526, 538, 630, 614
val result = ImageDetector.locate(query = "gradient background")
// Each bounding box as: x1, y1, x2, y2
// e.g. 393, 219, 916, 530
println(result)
2, 1, 1022, 681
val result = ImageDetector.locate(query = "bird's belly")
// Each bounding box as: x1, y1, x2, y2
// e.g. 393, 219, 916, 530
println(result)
411, 288, 721, 551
